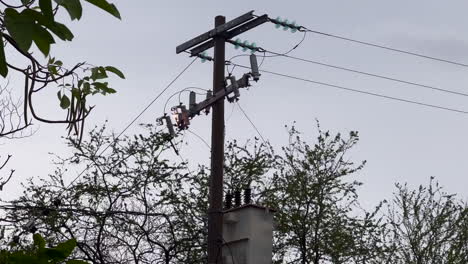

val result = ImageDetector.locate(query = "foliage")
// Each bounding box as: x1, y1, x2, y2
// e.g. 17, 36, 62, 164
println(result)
262, 124, 386, 264
0, 0, 124, 139
0, 122, 467, 263
1, 124, 189, 263
224, 137, 276, 200
384, 178, 468, 264
0, 124, 277, 263
0, 233, 87, 264
0, 154, 14, 191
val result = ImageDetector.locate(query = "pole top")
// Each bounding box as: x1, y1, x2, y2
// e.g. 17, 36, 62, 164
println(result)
215, 15, 226, 24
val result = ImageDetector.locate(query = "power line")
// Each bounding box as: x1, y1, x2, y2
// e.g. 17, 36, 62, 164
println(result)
231, 63, 468, 115
264, 50, 468, 98
63, 58, 198, 192
236, 102, 268, 144
226, 31, 307, 75
187, 129, 211, 150
300, 27, 468, 69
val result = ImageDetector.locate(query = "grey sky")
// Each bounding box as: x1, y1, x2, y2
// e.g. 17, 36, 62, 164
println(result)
1, 0, 468, 209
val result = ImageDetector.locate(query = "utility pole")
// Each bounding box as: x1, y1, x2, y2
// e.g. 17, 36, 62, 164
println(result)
208, 15, 226, 263
174, 11, 269, 263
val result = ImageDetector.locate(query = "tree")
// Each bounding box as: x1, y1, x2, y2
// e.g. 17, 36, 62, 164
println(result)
262, 124, 386, 264
0, 123, 278, 263
1, 123, 194, 263
383, 178, 468, 264
0, 0, 125, 139
2, 121, 466, 264
0, 154, 14, 191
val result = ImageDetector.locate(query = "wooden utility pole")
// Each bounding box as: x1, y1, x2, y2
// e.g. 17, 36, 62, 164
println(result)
175, 11, 269, 263
208, 15, 226, 263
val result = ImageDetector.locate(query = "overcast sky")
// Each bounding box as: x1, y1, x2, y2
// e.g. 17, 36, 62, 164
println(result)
2, 0, 468, 208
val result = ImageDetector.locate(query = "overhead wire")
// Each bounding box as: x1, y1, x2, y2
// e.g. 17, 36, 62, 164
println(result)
263, 50, 468, 98
299, 27, 468, 69
258, 13, 468, 68
224, 29, 468, 99
236, 102, 269, 145
231, 63, 468, 115
187, 129, 211, 150
226, 31, 307, 75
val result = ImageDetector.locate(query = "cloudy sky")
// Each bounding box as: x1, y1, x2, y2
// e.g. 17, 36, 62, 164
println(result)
2, 0, 468, 208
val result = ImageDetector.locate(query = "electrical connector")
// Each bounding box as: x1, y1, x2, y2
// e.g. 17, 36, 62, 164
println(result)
172, 105, 190, 130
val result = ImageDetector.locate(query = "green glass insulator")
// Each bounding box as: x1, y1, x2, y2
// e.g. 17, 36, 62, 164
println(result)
242, 40, 249, 52
250, 42, 257, 53
234, 38, 241, 49
275, 17, 282, 29
291, 21, 298, 33
283, 19, 290, 31
201, 52, 207, 63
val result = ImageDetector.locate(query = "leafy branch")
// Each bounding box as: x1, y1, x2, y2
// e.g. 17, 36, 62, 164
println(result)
0, 0, 124, 140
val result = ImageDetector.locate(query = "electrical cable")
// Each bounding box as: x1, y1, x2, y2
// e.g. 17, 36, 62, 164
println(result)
231, 63, 468, 115
300, 27, 468, 69
226, 31, 307, 75
163, 86, 209, 114
261, 31, 307, 59
236, 102, 269, 145
178, 90, 207, 105
264, 50, 468, 98
187, 129, 211, 150
226, 103, 236, 123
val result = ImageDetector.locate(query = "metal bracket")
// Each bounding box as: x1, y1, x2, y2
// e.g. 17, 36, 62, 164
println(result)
176, 11, 255, 54
188, 74, 251, 118
226, 76, 240, 102
189, 15, 269, 56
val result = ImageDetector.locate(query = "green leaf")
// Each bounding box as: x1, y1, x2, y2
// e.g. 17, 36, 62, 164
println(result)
39, 0, 54, 22
44, 248, 67, 260
83, 82, 91, 94
90, 67, 107, 80
48, 21, 74, 41
33, 25, 55, 56
84, 0, 121, 19
104, 66, 125, 79
0, 34, 8, 77
22, 9, 74, 41
60, 94, 70, 109
4, 8, 35, 52
21, 0, 30, 5
54, 0, 83, 20
91, 81, 108, 90
55, 238, 77, 258
105, 87, 116, 94
33, 234, 46, 249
